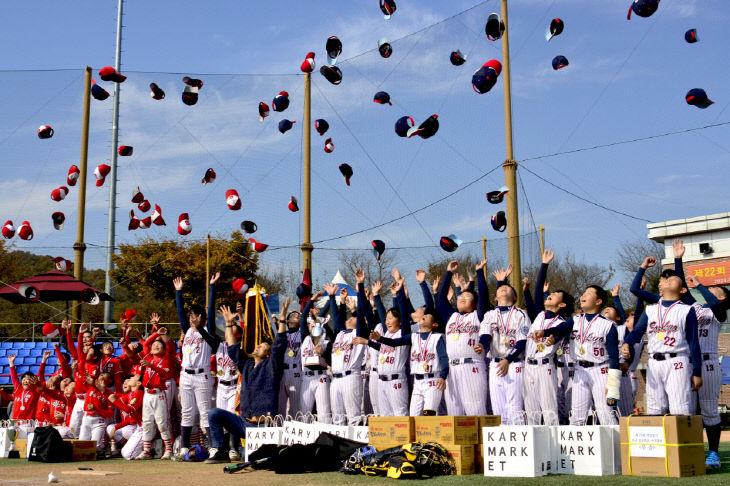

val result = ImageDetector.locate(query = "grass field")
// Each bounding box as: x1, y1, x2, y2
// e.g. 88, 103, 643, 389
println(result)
0, 443, 727, 486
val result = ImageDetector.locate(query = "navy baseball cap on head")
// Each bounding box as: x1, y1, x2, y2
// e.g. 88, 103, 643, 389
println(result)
491, 211, 507, 232
91, 79, 110, 100
320, 65, 343, 85
278, 119, 296, 134
685, 88, 713, 109
150, 82, 165, 100
371, 240, 385, 260
485, 13, 505, 41
326, 36, 343, 65
394, 116, 414, 137
450, 50, 467, 66
546, 18, 564, 41
272, 91, 290, 112
440, 234, 462, 252
486, 185, 509, 204
373, 91, 392, 105
627, 0, 660, 20
240, 220, 257, 233
315, 119, 329, 136
378, 38, 392, 58
380, 0, 396, 20
339, 163, 353, 185
258, 102, 270, 122
552, 55, 569, 70
685, 28, 698, 43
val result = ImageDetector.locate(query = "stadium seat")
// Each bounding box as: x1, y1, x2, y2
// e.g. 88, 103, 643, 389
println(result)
0, 376, 10, 385
0, 357, 9, 366
0, 342, 13, 349
30, 348, 44, 357
47, 357, 58, 365
16, 349, 30, 357
17, 366, 30, 374
22, 342, 35, 348
0, 349, 6, 356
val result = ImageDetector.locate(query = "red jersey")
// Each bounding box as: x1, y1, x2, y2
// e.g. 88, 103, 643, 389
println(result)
100, 355, 123, 390
142, 355, 169, 390
9, 366, 40, 421
63, 394, 77, 426
110, 389, 143, 426
84, 386, 113, 418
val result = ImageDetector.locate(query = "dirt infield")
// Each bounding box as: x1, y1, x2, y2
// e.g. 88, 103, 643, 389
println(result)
0, 443, 728, 486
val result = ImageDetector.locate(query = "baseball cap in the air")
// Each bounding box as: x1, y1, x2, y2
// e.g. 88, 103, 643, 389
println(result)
440, 234, 462, 252
545, 18, 564, 41
491, 211, 507, 232
99, 66, 126, 82
486, 186, 509, 204
326, 36, 343, 65
685, 88, 713, 109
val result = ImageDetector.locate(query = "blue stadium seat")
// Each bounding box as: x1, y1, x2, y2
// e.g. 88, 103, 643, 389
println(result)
47, 365, 58, 375
16, 349, 30, 357
0, 357, 8, 366
0, 376, 10, 385
22, 342, 35, 348
47, 356, 58, 365
0, 342, 12, 349
12, 356, 25, 365
30, 348, 44, 357
17, 366, 30, 374
0, 349, 6, 356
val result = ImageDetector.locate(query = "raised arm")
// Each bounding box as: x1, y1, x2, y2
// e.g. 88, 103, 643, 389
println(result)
327, 282, 345, 335
8, 354, 19, 389
437, 261, 458, 323
299, 296, 316, 340
53, 343, 72, 379
605, 326, 619, 370
685, 307, 701, 379
534, 250, 552, 315
395, 281, 411, 336
630, 258, 660, 304
174, 277, 189, 334
63, 319, 77, 360
672, 240, 696, 305
416, 270, 434, 314
476, 259, 492, 320
207, 272, 220, 334
354, 271, 369, 338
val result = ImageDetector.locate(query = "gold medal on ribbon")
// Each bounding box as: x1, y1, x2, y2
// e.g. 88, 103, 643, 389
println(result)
380, 356, 386, 364
217, 370, 224, 376
451, 333, 459, 341
184, 347, 192, 355
288, 350, 295, 357
423, 363, 429, 371
336, 349, 342, 355
656, 332, 665, 341
579, 346, 585, 355
501, 337, 507, 346
556, 349, 563, 356
537, 343, 545, 353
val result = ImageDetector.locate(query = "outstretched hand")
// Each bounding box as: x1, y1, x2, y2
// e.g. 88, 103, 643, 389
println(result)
173, 277, 183, 291
673, 239, 685, 259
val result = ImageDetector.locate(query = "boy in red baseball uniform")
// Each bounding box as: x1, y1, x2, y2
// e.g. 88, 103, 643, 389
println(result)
107, 376, 144, 456
7, 353, 43, 422
135, 338, 173, 460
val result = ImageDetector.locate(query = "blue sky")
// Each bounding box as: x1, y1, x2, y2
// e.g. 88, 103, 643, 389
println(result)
0, 0, 728, 293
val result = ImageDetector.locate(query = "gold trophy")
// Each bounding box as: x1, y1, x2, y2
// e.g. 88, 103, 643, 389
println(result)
304, 321, 327, 367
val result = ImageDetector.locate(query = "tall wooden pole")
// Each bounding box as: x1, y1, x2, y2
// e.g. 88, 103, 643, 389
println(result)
72, 67, 92, 323
538, 225, 545, 255
205, 234, 210, 309
301, 72, 313, 275
481, 237, 488, 281
500, 0, 523, 305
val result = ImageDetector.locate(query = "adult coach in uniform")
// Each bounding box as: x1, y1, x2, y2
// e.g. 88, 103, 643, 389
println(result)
174, 274, 220, 456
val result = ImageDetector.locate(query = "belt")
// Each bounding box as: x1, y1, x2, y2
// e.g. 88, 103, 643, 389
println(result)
219, 379, 235, 386
184, 368, 205, 374
332, 370, 353, 379
651, 353, 678, 361
146, 388, 164, 394
371, 368, 378, 373
577, 360, 607, 368
450, 358, 474, 365
493, 357, 521, 363
304, 370, 326, 377
556, 362, 574, 368
527, 358, 551, 365
703, 353, 716, 361
76, 393, 85, 399
413, 373, 435, 380
283, 363, 299, 370
378, 374, 401, 381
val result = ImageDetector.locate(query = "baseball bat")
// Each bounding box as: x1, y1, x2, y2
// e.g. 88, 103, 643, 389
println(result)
222, 457, 268, 474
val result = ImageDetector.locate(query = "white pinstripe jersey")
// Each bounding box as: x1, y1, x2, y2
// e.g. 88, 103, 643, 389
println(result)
615, 324, 628, 364
331, 330, 366, 373
282, 330, 302, 367
644, 301, 692, 355
300, 334, 331, 368
215, 341, 238, 382
444, 311, 482, 359
410, 332, 444, 375
182, 328, 211, 370
569, 314, 614, 363
377, 328, 409, 375
525, 311, 564, 359
480, 306, 530, 359
692, 303, 720, 354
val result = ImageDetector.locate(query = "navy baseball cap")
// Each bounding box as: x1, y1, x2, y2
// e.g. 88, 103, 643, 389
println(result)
472, 60, 501, 94
546, 18, 564, 41
371, 240, 385, 260
272, 91, 290, 112
315, 119, 329, 136
407, 114, 439, 139
552, 55, 569, 70
279, 119, 296, 134
378, 38, 392, 58
380, 0, 396, 20
150, 82, 165, 100
339, 163, 353, 186
182, 85, 199, 105
627, 0, 660, 20
685, 89, 713, 109
440, 234, 462, 252
240, 220, 257, 233
450, 50, 467, 66
320, 65, 343, 85
685, 28, 698, 44
182, 76, 204, 88
394, 116, 414, 137
326, 36, 343, 65
258, 102, 270, 122
373, 91, 392, 105
486, 185, 509, 204
52, 212, 65, 230
91, 79, 110, 100
485, 13, 505, 41
491, 211, 507, 232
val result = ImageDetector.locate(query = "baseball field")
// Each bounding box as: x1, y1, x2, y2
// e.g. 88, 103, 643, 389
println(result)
0, 443, 728, 486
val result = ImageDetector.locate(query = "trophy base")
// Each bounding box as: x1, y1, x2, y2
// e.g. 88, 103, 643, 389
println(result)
7, 450, 20, 459
304, 357, 327, 368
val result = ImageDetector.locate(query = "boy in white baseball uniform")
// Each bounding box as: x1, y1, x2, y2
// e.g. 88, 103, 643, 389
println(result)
299, 291, 333, 421
277, 297, 302, 417
330, 268, 369, 425
539, 285, 621, 425
523, 250, 574, 426
479, 264, 530, 425
436, 260, 490, 416
174, 274, 220, 456
602, 285, 636, 416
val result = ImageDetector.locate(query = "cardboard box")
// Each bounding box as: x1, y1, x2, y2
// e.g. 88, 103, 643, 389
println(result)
474, 440, 484, 474
414, 416, 479, 445
476, 415, 501, 443
619, 415, 704, 478
443, 444, 475, 475
13, 439, 27, 459
368, 416, 415, 450
63, 439, 97, 461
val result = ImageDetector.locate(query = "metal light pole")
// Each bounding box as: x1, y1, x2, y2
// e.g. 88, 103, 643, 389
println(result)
301, 72, 313, 275
500, 0, 523, 304
103, 0, 124, 323
72, 67, 92, 323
